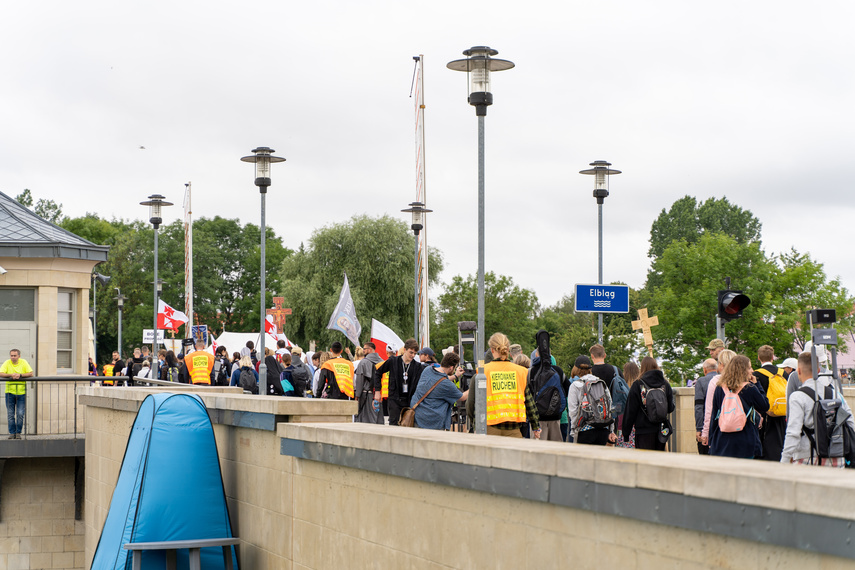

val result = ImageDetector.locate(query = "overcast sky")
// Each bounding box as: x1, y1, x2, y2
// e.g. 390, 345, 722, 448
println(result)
2, 1, 853, 311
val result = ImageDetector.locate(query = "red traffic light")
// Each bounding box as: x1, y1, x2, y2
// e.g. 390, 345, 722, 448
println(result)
718, 290, 750, 320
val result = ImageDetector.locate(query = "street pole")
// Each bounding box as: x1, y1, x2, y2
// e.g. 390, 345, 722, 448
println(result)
259, 190, 267, 396
597, 201, 604, 345
413, 234, 419, 341
152, 227, 159, 359
474, 114, 487, 435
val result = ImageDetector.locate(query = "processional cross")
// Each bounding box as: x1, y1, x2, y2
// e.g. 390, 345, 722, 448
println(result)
266, 297, 292, 332
632, 308, 659, 357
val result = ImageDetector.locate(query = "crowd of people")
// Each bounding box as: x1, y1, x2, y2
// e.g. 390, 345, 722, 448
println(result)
77, 330, 855, 468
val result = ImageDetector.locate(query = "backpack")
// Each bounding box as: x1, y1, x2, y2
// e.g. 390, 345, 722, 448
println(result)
531, 330, 567, 421
290, 360, 311, 395
239, 367, 258, 394
610, 365, 630, 416
716, 384, 748, 433
640, 380, 668, 423
756, 367, 788, 417
131, 361, 144, 378
799, 384, 848, 460
212, 359, 229, 386
578, 377, 613, 428
166, 366, 181, 383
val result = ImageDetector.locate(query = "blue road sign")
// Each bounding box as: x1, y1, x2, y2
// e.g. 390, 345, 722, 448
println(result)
574, 284, 630, 313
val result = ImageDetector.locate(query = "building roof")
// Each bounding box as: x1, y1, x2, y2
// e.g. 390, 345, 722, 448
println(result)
0, 191, 109, 261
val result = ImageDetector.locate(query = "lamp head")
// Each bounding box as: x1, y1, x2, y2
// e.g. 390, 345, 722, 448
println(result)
579, 160, 621, 204
401, 201, 432, 235
241, 147, 286, 191
447, 46, 514, 116
139, 194, 173, 229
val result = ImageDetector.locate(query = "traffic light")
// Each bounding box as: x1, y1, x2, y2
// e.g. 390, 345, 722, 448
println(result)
718, 290, 750, 321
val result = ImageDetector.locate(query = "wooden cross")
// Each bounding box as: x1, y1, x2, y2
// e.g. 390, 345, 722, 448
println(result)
266, 297, 292, 332
632, 308, 659, 357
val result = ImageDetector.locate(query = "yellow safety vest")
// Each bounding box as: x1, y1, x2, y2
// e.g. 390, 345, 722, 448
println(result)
485, 360, 527, 425
186, 351, 215, 385
322, 357, 355, 398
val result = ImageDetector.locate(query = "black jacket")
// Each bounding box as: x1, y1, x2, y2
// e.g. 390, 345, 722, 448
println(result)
622, 369, 675, 436
373, 355, 423, 404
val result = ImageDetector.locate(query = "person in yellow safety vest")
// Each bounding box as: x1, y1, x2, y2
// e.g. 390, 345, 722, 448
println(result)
316, 341, 355, 399
101, 351, 123, 386
0, 349, 34, 439
181, 340, 215, 385
479, 332, 541, 439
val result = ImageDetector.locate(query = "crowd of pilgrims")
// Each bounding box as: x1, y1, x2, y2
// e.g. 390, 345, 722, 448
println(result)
88, 331, 855, 466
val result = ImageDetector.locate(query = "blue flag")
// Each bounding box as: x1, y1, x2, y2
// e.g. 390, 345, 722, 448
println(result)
326, 274, 361, 346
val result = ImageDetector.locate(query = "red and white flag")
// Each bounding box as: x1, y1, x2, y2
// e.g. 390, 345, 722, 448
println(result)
157, 299, 189, 331
370, 319, 404, 360
265, 314, 279, 341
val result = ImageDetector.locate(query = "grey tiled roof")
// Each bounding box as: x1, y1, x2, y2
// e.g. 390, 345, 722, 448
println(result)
0, 191, 109, 261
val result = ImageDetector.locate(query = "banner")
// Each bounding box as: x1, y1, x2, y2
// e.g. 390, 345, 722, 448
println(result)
370, 318, 404, 361
326, 274, 361, 346
265, 314, 279, 341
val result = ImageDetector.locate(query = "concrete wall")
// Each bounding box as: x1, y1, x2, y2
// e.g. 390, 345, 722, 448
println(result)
81, 387, 855, 569
0, 458, 84, 570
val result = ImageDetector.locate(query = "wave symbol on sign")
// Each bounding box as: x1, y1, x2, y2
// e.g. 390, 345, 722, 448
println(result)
593, 301, 611, 307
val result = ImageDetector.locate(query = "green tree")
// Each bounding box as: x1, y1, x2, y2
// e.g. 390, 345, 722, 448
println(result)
769, 249, 855, 351
15, 189, 64, 224
70, 214, 290, 362
278, 215, 443, 349
431, 272, 540, 358
647, 233, 777, 382
648, 196, 762, 260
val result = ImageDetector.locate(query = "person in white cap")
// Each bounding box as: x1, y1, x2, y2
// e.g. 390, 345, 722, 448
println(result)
787, 341, 829, 404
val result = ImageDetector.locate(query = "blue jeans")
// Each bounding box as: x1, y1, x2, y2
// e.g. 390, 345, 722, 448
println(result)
6, 393, 25, 435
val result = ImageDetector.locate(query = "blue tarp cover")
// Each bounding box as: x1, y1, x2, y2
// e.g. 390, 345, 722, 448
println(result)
91, 393, 238, 569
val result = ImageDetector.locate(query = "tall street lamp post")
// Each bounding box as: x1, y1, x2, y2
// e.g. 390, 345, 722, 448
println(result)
91, 272, 111, 364
114, 289, 126, 358
448, 46, 514, 435
241, 147, 285, 396
140, 194, 172, 358
401, 201, 432, 342
579, 160, 621, 346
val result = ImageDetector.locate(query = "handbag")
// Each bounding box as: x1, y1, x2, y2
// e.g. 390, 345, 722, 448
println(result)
398, 377, 442, 427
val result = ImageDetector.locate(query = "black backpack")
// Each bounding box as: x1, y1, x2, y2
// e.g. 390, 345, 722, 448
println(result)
166, 366, 181, 383
640, 380, 668, 423
131, 361, 144, 378
290, 360, 311, 395
530, 330, 567, 421
799, 384, 848, 460
239, 367, 258, 394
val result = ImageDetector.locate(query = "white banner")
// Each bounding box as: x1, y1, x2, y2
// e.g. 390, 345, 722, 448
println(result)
142, 329, 166, 343
326, 273, 362, 346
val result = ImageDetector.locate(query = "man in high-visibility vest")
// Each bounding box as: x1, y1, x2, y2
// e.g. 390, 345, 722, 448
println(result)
316, 341, 354, 400
181, 340, 215, 385
0, 349, 33, 439
102, 351, 123, 386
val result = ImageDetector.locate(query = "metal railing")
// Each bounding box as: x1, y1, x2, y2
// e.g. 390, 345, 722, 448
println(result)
1, 375, 93, 439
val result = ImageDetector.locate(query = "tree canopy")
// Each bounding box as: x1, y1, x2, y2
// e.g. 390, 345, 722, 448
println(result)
278, 214, 443, 349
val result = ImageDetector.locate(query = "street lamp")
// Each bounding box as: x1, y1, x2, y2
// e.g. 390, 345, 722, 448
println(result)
114, 289, 127, 358
91, 272, 111, 364
401, 201, 432, 342
140, 194, 172, 359
448, 46, 514, 435
241, 146, 285, 396
579, 160, 621, 345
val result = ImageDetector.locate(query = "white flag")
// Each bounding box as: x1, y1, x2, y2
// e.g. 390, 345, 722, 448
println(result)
326, 274, 361, 346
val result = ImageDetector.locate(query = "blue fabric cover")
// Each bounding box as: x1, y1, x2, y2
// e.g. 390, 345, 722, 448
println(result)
91, 393, 238, 569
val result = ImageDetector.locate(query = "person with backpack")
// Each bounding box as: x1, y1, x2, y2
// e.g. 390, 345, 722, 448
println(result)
709, 355, 768, 459
568, 355, 616, 445
753, 345, 786, 461
125, 347, 146, 386
528, 330, 568, 442
160, 350, 182, 383
274, 353, 297, 397
289, 347, 312, 396
231, 355, 259, 394
701, 349, 737, 446
781, 351, 855, 466
616, 361, 640, 449
211, 346, 231, 387
621, 356, 675, 451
